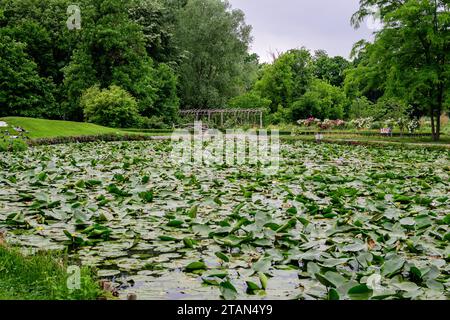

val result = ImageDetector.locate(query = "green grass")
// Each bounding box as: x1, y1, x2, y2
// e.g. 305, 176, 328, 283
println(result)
1, 117, 124, 139
0, 245, 101, 300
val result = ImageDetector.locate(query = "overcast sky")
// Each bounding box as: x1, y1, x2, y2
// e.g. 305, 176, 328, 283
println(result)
228, 0, 375, 62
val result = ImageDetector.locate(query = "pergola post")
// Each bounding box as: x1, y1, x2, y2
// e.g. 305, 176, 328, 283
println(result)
179, 109, 264, 128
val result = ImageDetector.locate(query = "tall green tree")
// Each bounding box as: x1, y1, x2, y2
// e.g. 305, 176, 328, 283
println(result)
290, 79, 347, 121
0, 0, 81, 83
343, 40, 385, 104
128, 0, 186, 64
0, 0, 181, 122
174, 0, 252, 108
255, 48, 314, 114
312, 50, 351, 87
63, 0, 179, 121
0, 34, 57, 118
351, 0, 450, 140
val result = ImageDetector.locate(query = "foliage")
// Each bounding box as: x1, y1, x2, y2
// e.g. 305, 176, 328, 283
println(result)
128, 0, 186, 64
228, 92, 271, 110
174, 0, 252, 108
0, 0, 179, 123
138, 115, 170, 129
63, 0, 177, 121
297, 118, 346, 130
0, 138, 28, 152
375, 98, 411, 121
350, 0, 450, 140
0, 34, 57, 118
312, 50, 351, 87
348, 96, 375, 119
0, 246, 101, 300
81, 85, 141, 128
255, 48, 314, 114
290, 79, 347, 121
350, 117, 375, 130
407, 119, 421, 133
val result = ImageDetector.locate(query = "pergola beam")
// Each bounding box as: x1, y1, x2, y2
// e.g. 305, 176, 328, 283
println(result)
179, 109, 264, 128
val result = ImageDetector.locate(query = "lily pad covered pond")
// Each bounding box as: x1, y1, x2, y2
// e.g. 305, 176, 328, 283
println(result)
0, 141, 449, 300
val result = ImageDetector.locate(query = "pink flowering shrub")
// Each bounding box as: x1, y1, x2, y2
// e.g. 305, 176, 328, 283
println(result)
297, 118, 346, 130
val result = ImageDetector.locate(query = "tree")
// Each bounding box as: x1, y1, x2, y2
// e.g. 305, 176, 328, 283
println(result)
0, 34, 57, 118
348, 96, 375, 119
0, 0, 180, 123
174, 0, 252, 108
255, 48, 314, 114
228, 92, 271, 110
0, 0, 81, 85
290, 79, 347, 121
128, 0, 186, 64
312, 50, 351, 87
343, 41, 385, 104
351, 0, 450, 140
63, 0, 179, 122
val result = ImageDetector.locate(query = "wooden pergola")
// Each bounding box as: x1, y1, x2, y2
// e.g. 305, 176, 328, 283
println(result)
179, 109, 264, 128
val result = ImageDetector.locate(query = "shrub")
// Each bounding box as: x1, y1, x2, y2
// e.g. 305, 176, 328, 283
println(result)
297, 118, 346, 130
407, 119, 420, 133
81, 85, 141, 128
350, 117, 374, 129
370, 121, 383, 130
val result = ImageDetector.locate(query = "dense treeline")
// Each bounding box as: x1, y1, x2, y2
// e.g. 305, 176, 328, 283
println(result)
0, 0, 448, 139
240, 0, 449, 140
0, 0, 254, 127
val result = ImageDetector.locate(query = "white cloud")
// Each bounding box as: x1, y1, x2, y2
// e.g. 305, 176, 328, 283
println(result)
228, 0, 374, 62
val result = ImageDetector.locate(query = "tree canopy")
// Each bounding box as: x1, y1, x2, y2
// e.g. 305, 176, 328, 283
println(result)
0, 0, 448, 137
350, 0, 450, 140
174, 0, 252, 108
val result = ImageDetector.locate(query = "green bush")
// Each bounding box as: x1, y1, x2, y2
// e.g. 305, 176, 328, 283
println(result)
81, 85, 141, 128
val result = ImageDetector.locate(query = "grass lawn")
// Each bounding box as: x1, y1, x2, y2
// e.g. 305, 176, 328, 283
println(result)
0, 245, 101, 300
1, 117, 125, 139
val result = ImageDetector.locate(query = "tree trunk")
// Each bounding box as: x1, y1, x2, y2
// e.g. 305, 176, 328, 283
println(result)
435, 108, 441, 141
435, 83, 444, 142
430, 105, 436, 141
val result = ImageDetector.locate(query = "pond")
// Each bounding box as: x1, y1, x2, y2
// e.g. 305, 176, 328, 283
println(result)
0, 141, 449, 300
